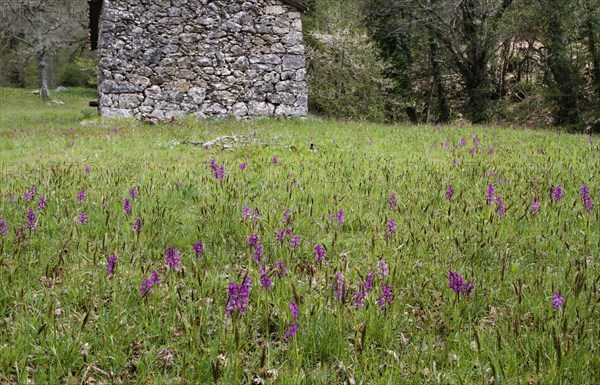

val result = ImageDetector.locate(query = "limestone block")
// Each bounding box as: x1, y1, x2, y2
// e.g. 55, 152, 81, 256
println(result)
282, 55, 305, 71
248, 101, 275, 116
232, 102, 249, 116
101, 107, 134, 118
100, 80, 137, 94
266, 6, 285, 15
119, 93, 144, 109
188, 87, 206, 104
128, 74, 151, 89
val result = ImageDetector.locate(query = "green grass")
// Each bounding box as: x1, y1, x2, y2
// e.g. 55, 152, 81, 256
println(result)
0, 87, 598, 384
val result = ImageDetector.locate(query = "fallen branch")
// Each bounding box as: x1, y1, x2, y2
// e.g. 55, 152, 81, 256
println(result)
178, 131, 294, 150
180, 131, 267, 149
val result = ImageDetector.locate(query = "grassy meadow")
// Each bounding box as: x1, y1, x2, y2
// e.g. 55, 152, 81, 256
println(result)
0, 87, 598, 384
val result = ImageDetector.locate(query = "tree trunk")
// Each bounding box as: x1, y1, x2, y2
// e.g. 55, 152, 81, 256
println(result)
429, 36, 450, 123
464, 69, 491, 123
461, 0, 491, 123
38, 51, 49, 100
584, 0, 600, 104
544, 0, 581, 128
363, 1, 416, 122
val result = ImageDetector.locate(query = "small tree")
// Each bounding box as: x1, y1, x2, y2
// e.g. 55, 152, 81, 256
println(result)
0, 1, 86, 100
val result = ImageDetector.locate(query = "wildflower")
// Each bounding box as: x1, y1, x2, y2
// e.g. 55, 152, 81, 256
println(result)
247, 233, 260, 249
486, 183, 495, 205
273, 261, 287, 278
37, 195, 46, 212
25, 185, 36, 201
225, 277, 252, 317
284, 322, 300, 341
140, 279, 153, 296
289, 235, 300, 250
259, 265, 273, 291
363, 270, 374, 294
23, 190, 32, 202
337, 209, 345, 225
247, 234, 264, 264
384, 219, 396, 238
253, 243, 264, 265
530, 200, 540, 214
193, 241, 204, 259
132, 217, 143, 234
106, 255, 117, 278
445, 185, 454, 201
240, 162, 247, 170
283, 209, 292, 225
242, 205, 251, 220
165, 244, 181, 270
85, 165, 91, 175
210, 159, 225, 180
377, 284, 394, 309
78, 212, 88, 224
496, 195, 505, 217
289, 301, 299, 319
377, 259, 389, 280
550, 185, 563, 202
23, 209, 36, 231
351, 289, 366, 309
129, 187, 138, 199
333, 272, 346, 300
8, 193, 14, 203
276, 228, 291, 244
77, 189, 86, 203
388, 194, 397, 210
271, 156, 278, 164
0, 219, 7, 235
241, 206, 260, 226
314, 244, 325, 263
447, 271, 474, 299
151, 270, 161, 285
452, 158, 457, 167
552, 291, 565, 310
581, 184, 592, 212
140, 270, 161, 296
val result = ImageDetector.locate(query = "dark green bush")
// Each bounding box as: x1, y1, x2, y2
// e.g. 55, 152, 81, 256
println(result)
58, 63, 86, 87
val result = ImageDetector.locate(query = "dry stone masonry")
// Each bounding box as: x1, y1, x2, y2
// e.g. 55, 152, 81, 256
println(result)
91, 0, 308, 122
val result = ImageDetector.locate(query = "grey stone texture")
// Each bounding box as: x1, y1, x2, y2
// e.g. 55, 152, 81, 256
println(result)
97, 0, 308, 122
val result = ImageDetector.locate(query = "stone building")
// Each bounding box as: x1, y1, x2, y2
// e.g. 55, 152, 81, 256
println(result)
89, 0, 308, 122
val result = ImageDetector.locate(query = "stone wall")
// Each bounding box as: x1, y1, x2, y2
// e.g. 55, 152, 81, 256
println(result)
97, 0, 308, 122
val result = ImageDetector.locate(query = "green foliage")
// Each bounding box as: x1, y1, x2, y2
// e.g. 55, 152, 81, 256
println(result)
74, 57, 98, 88
57, 59, 97, 88
57, 63, 85, 87
304, 0, 390, 121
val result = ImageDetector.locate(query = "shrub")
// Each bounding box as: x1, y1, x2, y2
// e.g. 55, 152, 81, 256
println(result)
58, 63, 86, 87
305, 0, 390, 121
